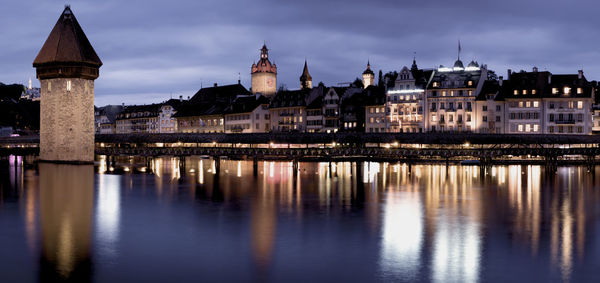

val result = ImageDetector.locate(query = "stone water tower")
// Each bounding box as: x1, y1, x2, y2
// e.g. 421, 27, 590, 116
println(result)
33, 5, 102, 163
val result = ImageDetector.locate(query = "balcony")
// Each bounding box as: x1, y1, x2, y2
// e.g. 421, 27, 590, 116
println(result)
554, 120, 576, 124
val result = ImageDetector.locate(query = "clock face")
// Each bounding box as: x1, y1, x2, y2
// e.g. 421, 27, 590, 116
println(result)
266, 77, 274, 87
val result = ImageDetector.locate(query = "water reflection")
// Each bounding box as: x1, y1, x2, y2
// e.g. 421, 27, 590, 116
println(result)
2, 157, 600, 282
38, 163, 94, 282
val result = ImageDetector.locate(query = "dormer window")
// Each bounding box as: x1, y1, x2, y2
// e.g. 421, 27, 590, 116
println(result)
522, 89, 527, 95
513, 90, 518, 95
577, 88, 583, 94
432, 82, 440, 87
552, 88, 558, 94
532, 89, 537, 95
467, 80, 473, 86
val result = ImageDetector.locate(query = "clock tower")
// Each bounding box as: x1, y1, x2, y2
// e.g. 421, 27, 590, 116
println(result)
251, 44, 277, 97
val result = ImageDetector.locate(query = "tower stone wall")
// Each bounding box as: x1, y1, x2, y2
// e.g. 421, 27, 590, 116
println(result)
39, 78, 95, 162
251, 72, 277, 96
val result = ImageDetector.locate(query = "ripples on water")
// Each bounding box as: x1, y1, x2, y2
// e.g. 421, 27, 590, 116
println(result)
1, 155, 600, 282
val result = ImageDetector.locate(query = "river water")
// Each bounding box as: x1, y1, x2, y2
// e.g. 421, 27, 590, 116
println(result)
1, 156, 600, 282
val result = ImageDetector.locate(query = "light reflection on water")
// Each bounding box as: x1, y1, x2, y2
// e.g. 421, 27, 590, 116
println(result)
0, 156, 599, 282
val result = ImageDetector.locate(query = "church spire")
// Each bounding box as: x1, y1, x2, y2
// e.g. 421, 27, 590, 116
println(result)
300, 59, 312, 89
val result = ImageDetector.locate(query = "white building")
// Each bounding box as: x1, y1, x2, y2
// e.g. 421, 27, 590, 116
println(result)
224, 94, 271, 133
385, 61, 432, 133
426, 59, 488, 132
503, 69, 594, 134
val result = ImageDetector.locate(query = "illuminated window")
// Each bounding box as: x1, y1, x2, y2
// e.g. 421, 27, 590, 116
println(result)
577, 88, 583, 94
522, 89, 527, 95
433, 82, 439, 87
532, 89, 536, 94
513, 90, 518, 95
533, 101, 539, 108
468, 90, 473, 96
48, 82, 52, 92
518, 124, 523, 132
525, 124, 531, 132
432, 114, 437, 122
66, 80, 72, 91
518, 102, 524, 108
577, 101, 583, 109
564, 87, 571, 94
468, 81, 473, 86
442, 91, 447, 96
552, 88, 558, 94
526, 101, 531, 108
450, 91, 454, 96
533, 124, 539, 132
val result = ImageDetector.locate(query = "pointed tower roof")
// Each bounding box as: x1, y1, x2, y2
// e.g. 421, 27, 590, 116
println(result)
300, 60, 312, 81
33, 6, 102, 69
363, 61, 374, 75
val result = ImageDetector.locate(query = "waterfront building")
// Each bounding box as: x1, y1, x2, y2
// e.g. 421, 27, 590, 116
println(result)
474, 80, 505, 133
94, 105, 122, 134
306, 94, 324, 133
159, 102, 179, 133
385, 60, 432, 133
593, 104, 600, 134
362, 61, 375, 89
503, 69, 594, 134
174, 103, 225, 133
339, 86, 366, 132
224, 94, 271, 133
251, 44, 277, 97
322, 87, 343, 133
300, 60, 312, 90
115, 104, 161, 133
426, 59, 488, 132
33, 6, 101, 162
364, 85, 388, 133
269, 88, 311, 132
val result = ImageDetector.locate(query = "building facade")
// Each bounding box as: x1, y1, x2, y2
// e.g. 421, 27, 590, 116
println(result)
503, 69, 594, 134
426, 59, 488, 132
224, 94, 270, 133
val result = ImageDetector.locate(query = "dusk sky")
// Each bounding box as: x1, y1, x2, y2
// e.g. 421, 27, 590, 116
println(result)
1, 0, 599, 106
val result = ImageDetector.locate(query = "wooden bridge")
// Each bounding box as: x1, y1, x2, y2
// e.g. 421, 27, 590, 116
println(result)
2, 133, 600, 172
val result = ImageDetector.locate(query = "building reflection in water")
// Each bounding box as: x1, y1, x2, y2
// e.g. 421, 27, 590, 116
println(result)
11, 155, 597, 282
96, 172, 121, 259
38, 163, 94, 282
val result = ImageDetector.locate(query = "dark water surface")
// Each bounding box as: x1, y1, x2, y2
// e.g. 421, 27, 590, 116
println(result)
1, 156, 600, 282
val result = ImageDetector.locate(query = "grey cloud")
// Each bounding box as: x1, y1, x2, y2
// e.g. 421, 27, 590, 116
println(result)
1, 0, 600, 106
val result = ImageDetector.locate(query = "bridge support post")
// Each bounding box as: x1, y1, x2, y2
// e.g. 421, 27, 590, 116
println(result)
586, 155, 595, 172
293, 159, 299, 178
214, 156, 221, 175
253, 156, 259, 177
544, 154, 557, 174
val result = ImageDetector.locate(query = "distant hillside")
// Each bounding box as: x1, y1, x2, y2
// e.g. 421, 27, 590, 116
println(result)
0, 83, 25, 101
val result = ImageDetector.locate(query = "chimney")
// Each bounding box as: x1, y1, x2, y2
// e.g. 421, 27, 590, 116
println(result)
213, 83, 218, 87
499, 76, 504, 86
179, 95, 183, 102
507, 69, 511, 80
578, 70, 583, 79
532, 66, 538, 72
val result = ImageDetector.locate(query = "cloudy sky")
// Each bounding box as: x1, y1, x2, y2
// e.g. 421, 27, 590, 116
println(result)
1, 0, 599, 106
